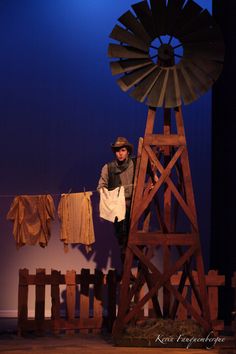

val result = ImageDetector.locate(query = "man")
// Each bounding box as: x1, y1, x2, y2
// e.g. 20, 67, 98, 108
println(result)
97, 137, 135, 263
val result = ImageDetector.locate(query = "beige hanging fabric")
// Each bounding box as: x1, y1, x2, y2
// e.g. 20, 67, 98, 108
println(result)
7, 195, 55, 248
99, 186, 126, 222
58, 192, 95, 252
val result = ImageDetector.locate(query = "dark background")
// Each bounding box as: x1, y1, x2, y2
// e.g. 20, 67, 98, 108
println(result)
211, 0, 236, 324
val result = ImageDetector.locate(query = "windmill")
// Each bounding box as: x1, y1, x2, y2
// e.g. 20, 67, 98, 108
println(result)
108, 0, 224, 341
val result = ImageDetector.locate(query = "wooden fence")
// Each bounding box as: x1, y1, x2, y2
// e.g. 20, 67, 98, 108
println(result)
170, 270, 225, 331
18, 268, 225, 334
18, 268, 117, 334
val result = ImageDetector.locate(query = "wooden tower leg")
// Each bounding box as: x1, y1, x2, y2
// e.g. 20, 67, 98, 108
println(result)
163, 108, 172, 318
112, 107, 212, 339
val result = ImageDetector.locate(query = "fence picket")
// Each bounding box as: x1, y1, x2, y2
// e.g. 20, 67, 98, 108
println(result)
107, 270, 117, 332
18, 269, 29, 335
51, 269, 61, 334
80, 268, 90, 333
65, 270, 76, 334
35, 268, 46, 333
93, 269, 104, 333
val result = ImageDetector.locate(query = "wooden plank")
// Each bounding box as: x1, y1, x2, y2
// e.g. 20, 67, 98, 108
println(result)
195, 249, 211, 324
65, 270, 76, 335
144, 134, 186, 146
170, 269, 188, 319
171, 270, 225, 286
18, 268, 29, 334
141, 265, 162, 318
175, 107, 198, 230
191, 287, 201, 317
51, 270, 61, 319
35, 268, 46, 334
163, 108, 171, 318
112, 247, 134, 338
93, 269, 104, 333
19, 273, 87, 285
176, 286, 188, 320
129, 233, 196, 245
208, 286, 218, 321
163, 246, 171, 317
107, 270, 117, 332
130, 108, 156, 225
51, 269, 61, 334
130, 137, 143, 216
80, 268, 90, 333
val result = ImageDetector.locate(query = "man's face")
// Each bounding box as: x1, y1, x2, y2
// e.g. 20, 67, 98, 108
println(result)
115, 147, 129, 162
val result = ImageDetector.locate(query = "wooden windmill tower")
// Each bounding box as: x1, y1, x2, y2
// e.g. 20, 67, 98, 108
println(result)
108, 0, 224, 340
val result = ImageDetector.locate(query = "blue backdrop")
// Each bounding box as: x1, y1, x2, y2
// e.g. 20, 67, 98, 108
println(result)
0, 0, 212, 316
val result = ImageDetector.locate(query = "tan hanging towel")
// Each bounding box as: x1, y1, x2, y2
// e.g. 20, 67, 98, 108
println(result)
7, 195, 55, 248
58, 192, 95, 253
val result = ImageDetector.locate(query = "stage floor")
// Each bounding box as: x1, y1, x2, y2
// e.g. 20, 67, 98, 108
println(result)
0, 320, 235, 354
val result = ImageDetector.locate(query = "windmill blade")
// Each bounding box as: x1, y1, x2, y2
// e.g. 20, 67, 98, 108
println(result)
130, 66, 162, 102
182, 59, 214, 89
132, 1, 156, 40
166, 0, 185, 35
108, 43, 149, 59
176, 9, 213, 38
172, 0, 203, 38
117, 63, 156, 91
118, 10, 151, 43
110, 24, 149, 52
110, 59, 152, 75
188, 56, 223, 82
173, 67, 182, 107
164, 68, 181, 108
184, 42, 225, 61
176, 67, 198, 105
150, 0, 167, 36
147, 68, 169, 107
179, 60, 212, 96
180, 27, 223, 44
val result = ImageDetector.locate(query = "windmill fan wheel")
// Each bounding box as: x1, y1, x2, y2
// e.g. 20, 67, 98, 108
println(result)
108, 0, 224, 108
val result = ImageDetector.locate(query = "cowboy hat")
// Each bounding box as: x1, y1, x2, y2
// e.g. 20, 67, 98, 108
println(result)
111, 136, 133, 154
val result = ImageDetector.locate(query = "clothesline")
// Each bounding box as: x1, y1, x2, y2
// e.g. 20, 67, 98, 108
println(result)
0, 183, 135, 198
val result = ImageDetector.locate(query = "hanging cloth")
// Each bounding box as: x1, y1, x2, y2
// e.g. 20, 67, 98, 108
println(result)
6, 195, 55, 248
99, 186, 126, 222
58, 192, 95, 253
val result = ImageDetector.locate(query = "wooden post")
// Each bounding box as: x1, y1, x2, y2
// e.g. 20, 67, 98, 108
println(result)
80, 268, 90, 333
107, 270, 117, 332
18, 269, 29, 335
93, 269, 104, 333
51, 269, 61, 333
65, 270, 76, 335
35, 268, 46, 334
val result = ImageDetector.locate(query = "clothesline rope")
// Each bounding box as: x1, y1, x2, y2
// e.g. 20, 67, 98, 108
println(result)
0, 183, 135, 198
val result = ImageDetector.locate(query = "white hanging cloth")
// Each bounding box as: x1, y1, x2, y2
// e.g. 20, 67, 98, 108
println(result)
99, 186, 126, 223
